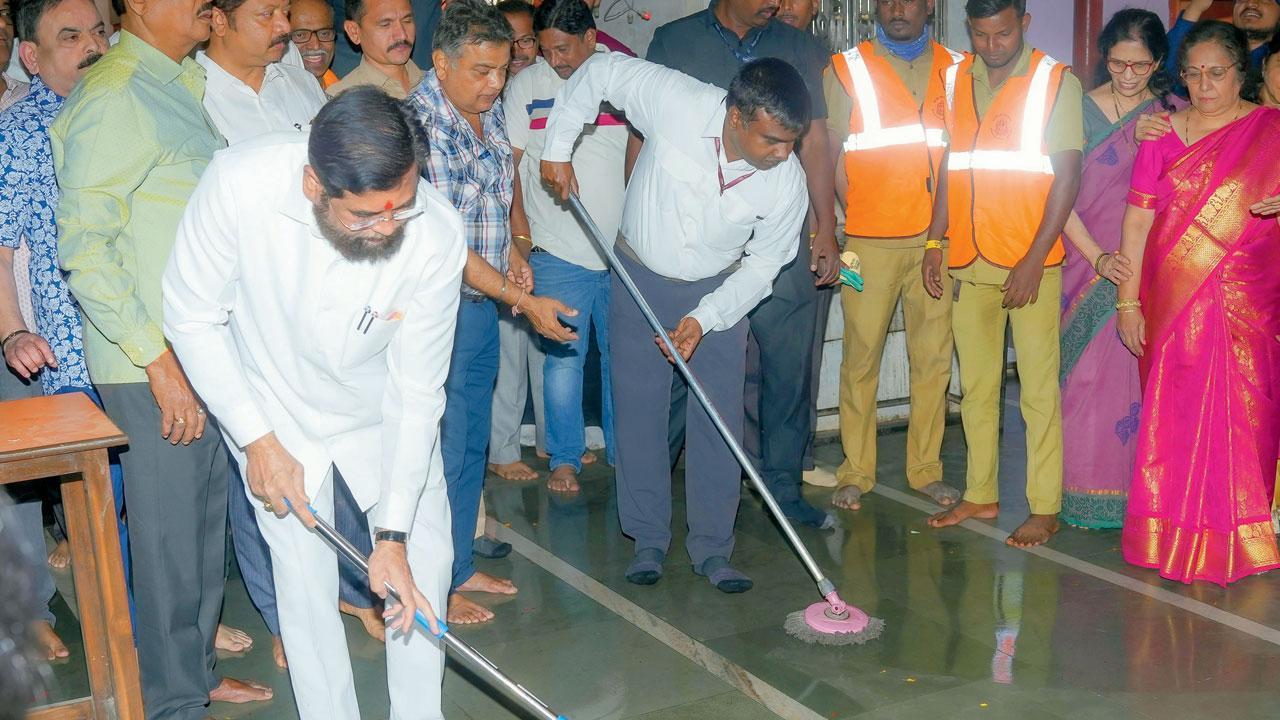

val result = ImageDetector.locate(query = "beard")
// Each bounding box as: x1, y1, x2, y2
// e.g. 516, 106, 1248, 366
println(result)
313, 197, 406, 263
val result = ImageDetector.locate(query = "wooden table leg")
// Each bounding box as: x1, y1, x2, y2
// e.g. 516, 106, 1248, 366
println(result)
61, 448, 143, 719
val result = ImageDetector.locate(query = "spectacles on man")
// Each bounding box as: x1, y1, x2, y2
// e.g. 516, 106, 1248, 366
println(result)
1107, 58, 1155, 76
1180, 64, 1235, 83
340, 206, 424, 232
291, 27, 337, 43
513, 36, 536, 49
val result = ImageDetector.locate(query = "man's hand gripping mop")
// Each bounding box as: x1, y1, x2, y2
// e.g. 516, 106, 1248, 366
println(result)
566, 194, 880, 645
283, 499, 570, 720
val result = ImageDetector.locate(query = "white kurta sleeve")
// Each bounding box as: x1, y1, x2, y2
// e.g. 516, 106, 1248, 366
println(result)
162, 154, 274, 448
374, 204, 467, 533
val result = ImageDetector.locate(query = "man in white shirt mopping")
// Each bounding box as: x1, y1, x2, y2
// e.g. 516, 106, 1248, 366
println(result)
162, 87, 465, 720
542, 54, 810, 592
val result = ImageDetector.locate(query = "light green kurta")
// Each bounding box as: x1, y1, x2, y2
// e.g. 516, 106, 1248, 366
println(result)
53, 30, 226, 385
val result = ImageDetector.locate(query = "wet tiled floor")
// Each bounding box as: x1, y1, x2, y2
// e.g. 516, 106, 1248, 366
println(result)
33, 391, 1280, 719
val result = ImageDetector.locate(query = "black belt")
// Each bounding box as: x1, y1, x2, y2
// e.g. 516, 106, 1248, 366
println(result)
529, 246, 548, 254
461, 292, 490, 303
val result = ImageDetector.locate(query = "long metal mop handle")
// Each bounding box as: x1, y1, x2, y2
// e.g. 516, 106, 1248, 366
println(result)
298, 506, 568, 720
565, 194, 837, 598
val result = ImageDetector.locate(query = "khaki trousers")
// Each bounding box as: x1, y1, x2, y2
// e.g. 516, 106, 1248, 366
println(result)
836, 240, 953, 491
950, 265, 1063, 515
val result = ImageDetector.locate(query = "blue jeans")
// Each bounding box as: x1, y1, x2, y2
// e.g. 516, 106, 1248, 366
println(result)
531, 252, 615, 473
441, 299, 500, 590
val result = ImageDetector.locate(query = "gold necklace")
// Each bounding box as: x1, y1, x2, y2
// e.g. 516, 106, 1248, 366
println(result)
1185, 100, 1245, 144
1110, 82, 1151, 122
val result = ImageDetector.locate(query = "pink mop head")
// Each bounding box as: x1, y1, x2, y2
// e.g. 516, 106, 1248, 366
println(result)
783, 591, 884, 646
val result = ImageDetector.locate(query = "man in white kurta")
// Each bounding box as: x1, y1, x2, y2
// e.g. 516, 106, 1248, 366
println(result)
162, 88, 466, 720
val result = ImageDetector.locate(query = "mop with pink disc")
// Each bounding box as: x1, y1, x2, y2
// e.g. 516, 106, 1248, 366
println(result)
567, 195, 883, 646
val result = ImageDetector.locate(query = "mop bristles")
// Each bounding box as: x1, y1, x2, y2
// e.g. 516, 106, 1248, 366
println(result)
783, 603, 885, 646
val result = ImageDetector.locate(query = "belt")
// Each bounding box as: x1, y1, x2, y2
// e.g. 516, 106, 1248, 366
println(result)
460, 291, 491, 303
529, 246, 548, 254
615, 236, 739, 283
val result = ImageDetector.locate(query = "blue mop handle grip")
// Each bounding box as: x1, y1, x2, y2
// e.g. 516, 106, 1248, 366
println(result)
282, 499, 567, 720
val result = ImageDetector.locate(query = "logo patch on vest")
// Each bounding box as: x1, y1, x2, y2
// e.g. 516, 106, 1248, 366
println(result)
932, 96, 946, 121
991, 114, 1013, 139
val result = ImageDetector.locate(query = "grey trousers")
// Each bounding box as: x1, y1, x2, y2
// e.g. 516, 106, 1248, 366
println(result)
610, 252, 747, 565
0, 365, 54, 625
488, 312, 546, 463
98, 382, 228, 720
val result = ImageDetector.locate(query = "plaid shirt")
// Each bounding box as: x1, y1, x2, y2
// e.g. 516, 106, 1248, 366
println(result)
406, 70, 514, 296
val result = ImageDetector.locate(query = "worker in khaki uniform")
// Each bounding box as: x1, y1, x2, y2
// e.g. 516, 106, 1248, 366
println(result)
825, 0, 962, 512
922, 0, 1082, 548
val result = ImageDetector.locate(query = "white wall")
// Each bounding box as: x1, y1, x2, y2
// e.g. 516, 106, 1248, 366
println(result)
595, 0, 706, 57
944, 0, 1171, 59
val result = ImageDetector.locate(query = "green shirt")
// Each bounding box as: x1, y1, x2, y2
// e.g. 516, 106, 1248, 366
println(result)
53, 31, 225, 384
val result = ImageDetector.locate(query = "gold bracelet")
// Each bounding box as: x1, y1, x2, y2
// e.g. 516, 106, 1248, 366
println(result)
924, 239, 944, 250
512, 234, 531, 243
1114, 299, 1141, 310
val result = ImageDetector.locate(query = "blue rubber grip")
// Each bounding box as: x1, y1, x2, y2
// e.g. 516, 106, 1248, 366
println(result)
414, 609, 449, 639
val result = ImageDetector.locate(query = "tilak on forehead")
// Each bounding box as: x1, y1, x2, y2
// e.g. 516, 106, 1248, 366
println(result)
385, 200, 394, 211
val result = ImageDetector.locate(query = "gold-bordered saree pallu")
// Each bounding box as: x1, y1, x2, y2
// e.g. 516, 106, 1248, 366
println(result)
1121, 107, 1280, 586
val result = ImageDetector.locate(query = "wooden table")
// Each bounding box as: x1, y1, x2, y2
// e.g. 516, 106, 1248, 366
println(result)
1, 393, 142, 720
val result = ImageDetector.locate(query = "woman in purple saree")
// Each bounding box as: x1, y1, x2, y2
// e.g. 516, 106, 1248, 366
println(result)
1060, 10, 1179, 529
1117, 21, 1280, 585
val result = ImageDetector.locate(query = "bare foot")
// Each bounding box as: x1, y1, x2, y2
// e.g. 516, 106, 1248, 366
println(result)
47, 540, 71, 570
271, 635, 287, 670
916, 481, 961, 507
488, 461, 539, 482
536, 449, 549, 459
339, 600, 386, 642
33, 621, 69, 661
446, 593, 494, 624
928, 500, 999, 528
456, 570, 518, 595
580, 450, 597, 465
547, 466, 580, 493
209, 677, 273, 704
1006, 514, 1060, 548
215, 624, 253, 653
831, 485, 863, 511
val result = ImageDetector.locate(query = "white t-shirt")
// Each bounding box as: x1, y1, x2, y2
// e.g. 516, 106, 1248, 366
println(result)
503, 46, 627, 272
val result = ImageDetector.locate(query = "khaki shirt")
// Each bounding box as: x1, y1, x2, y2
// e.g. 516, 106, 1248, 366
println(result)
326, 58, 425, 100
824, 38, 941, 247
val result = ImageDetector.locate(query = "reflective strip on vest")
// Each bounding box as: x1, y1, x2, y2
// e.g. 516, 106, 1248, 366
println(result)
948, 55, 1058, 176
841, 47, 947, 153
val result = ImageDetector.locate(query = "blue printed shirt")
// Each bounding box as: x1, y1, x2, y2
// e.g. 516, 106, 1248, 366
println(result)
406, 70, 513, 296
0, 76, 91, 394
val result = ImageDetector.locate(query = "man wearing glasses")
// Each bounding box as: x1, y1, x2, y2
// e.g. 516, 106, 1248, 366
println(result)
291, 0, 340, 89
198, 0, 391, 669
163, 86, 465, 720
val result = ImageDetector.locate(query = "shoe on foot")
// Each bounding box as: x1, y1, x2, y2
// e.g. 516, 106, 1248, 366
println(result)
473, 536, 512, 559
779, 497, 837, 530
694, 556, 753, 593
625, 547, 666, 585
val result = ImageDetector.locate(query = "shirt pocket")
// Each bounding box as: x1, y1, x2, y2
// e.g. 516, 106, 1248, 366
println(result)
342, 286, 411, 369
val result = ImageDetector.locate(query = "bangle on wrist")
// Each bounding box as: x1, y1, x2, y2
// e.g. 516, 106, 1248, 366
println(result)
1115, 299, 1142, 312
1, 329, 31, 348
1094, 252, 1111, 275
924, 239, 944, 251
512, 233, 531, 243
374, 529, 408, 544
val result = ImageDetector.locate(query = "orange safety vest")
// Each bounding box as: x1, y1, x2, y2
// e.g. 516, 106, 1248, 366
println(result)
831, 41, 963, 239
943, 49, 1068, 269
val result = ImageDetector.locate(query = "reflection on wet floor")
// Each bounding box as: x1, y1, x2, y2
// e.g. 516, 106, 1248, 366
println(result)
33, 407, 1280, 719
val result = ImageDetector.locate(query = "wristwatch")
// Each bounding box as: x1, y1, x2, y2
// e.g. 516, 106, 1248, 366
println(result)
374, 528, 408, 544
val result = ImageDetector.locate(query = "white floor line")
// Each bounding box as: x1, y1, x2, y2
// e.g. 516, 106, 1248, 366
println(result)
861, 479, 1280, 648
488, 520, 823, 720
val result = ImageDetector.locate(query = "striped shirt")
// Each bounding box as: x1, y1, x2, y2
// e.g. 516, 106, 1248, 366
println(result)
406, 69, 513, 296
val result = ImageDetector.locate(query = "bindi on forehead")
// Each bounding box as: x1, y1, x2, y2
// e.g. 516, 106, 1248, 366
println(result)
384, 200, 394, 211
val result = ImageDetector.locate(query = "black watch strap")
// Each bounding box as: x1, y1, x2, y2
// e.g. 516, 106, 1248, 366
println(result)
374, 529, 408, 544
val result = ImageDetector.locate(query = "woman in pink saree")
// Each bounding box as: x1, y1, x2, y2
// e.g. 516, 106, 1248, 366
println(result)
1117, 21, 1280, 586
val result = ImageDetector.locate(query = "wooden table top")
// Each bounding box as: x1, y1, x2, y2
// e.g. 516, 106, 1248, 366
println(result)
0, 393, 127, 461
